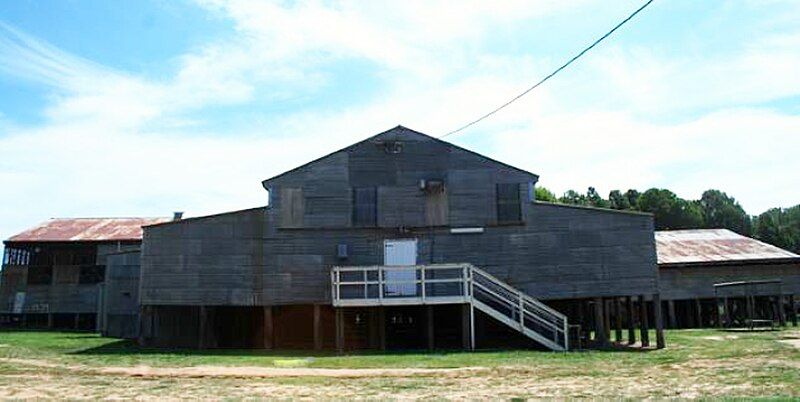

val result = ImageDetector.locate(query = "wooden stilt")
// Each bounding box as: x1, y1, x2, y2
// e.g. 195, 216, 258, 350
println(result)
198, 306, 208, 349
313, 304, 322, 350
777, 296, 787, 327
470, 304, 476, 350
47, 313, 53, 329
722, 297, 730, 328
263, 306, 274, 350
790, 294, 797, 327
639, 295, 649, 347
614, 298, 623, 342
378, 307, 386, 350
695, 299, 703, 328
626, 296, 636, 345
603, 298, 611, 342
73, 313, 80, 330
653, 293, 666, 349
667, 300, 677, 329
461, 304, 471, 350
594, 297, 609, 348
335, 308, 344, 353
426, 305, 435, 351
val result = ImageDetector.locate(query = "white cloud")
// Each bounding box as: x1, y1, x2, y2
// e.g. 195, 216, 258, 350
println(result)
0, 0, 799, 249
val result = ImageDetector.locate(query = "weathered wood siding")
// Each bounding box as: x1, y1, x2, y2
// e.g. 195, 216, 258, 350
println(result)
659, 262, 800, 300
140, 127, 658, 306
103, 249, 142, 338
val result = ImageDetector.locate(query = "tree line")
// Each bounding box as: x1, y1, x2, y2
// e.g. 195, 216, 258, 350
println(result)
535, 186, 800, 254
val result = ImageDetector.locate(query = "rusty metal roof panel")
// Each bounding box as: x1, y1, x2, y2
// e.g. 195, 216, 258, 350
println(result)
655, 229, 800, 265
6, 217, 171, 243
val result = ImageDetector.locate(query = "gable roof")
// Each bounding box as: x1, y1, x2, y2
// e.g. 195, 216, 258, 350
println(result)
261, 125, 538, 187
655, 229, 800, 266
6, 217, 171, 243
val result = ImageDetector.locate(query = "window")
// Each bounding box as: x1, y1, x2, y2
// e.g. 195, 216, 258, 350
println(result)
496, 183, 521, 223
79, 265, 105, 284
352, 187, 377, 226
279, 188, 304, 228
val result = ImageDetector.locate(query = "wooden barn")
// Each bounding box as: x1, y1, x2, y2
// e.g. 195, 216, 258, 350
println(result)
0, 217, 168, 334
139, 126, 665, 351
656, 229, 800, 329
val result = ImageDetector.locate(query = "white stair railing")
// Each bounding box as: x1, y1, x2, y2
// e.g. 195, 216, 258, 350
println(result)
469, 266, 568, 351
331, 263, 569, 351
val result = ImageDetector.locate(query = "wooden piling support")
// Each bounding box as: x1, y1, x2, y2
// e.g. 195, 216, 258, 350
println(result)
614, 298, 623, 342
335, 308, 344, 353
639, 295, 650, 347
594, 297, 610, 348
426, 305, 435, 351
667, 300, 677, 329
694, 299, 703, 328
263, 306, 274, 350
777, 296, 787, 327
378, 307, 387, 350
626, 296, 636, 345
603, 298, 611, 342
653, 293, 666, 349
313, 304, 323, 350
198, 306, 208, 349
790, 294, 797, 327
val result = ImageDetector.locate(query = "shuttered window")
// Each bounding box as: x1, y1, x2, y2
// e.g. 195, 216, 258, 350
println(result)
353, 187, 377, 227
496, 183, 521, 223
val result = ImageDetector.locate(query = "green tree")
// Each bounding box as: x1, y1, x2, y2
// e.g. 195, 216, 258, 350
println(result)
754, 206, 800, 253
559, 190, 586, 206
534, 186, 558, 202
699, 189, 752, 235
625, 189, 640, 208
608, 190, 631, 210
637, 188, 703, 230
586, 187, 610, 208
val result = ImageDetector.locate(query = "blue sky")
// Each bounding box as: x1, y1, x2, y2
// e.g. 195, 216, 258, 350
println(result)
0, 0, 799, 245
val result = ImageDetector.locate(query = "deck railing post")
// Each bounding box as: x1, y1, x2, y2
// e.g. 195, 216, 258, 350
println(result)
421, 265, 426, 303
378, 266, 384, 302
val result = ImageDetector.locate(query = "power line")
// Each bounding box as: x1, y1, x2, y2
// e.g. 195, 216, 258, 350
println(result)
440, 0, 656, 139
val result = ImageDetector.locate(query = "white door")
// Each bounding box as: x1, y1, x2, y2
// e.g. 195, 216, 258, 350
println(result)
384, 239, 417, 266
384, 239, 418, 297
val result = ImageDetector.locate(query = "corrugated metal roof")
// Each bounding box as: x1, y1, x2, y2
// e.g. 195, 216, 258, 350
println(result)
655, 229, 800, 266
6, 217, 171, 243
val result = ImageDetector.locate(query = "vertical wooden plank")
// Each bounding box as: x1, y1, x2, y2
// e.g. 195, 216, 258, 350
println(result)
667, 300, 677, 329
263, 306, 274, 350
614, 298, 623, 342
73, 313, 80, 330
694, 299, 703, 328
47, 313, 53, 329
626, 296, 636, 345
790, 294, 797, 327
426, 305, 435, 351
313, 304, 322, 350
594, 297, 609, 348
639, 295, 650, 347
777, 296, 787, 327
653, 293, 665, 349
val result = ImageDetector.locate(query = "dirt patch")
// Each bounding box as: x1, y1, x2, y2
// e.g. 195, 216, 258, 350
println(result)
702, 335, 739, 341
98, 364, 488, 379
779, 339, 800, 349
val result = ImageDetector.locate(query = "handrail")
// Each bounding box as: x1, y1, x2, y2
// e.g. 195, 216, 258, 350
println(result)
331, 263, 569, 351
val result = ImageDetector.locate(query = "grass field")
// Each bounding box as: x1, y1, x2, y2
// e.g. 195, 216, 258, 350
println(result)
0, 328, 799, 399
